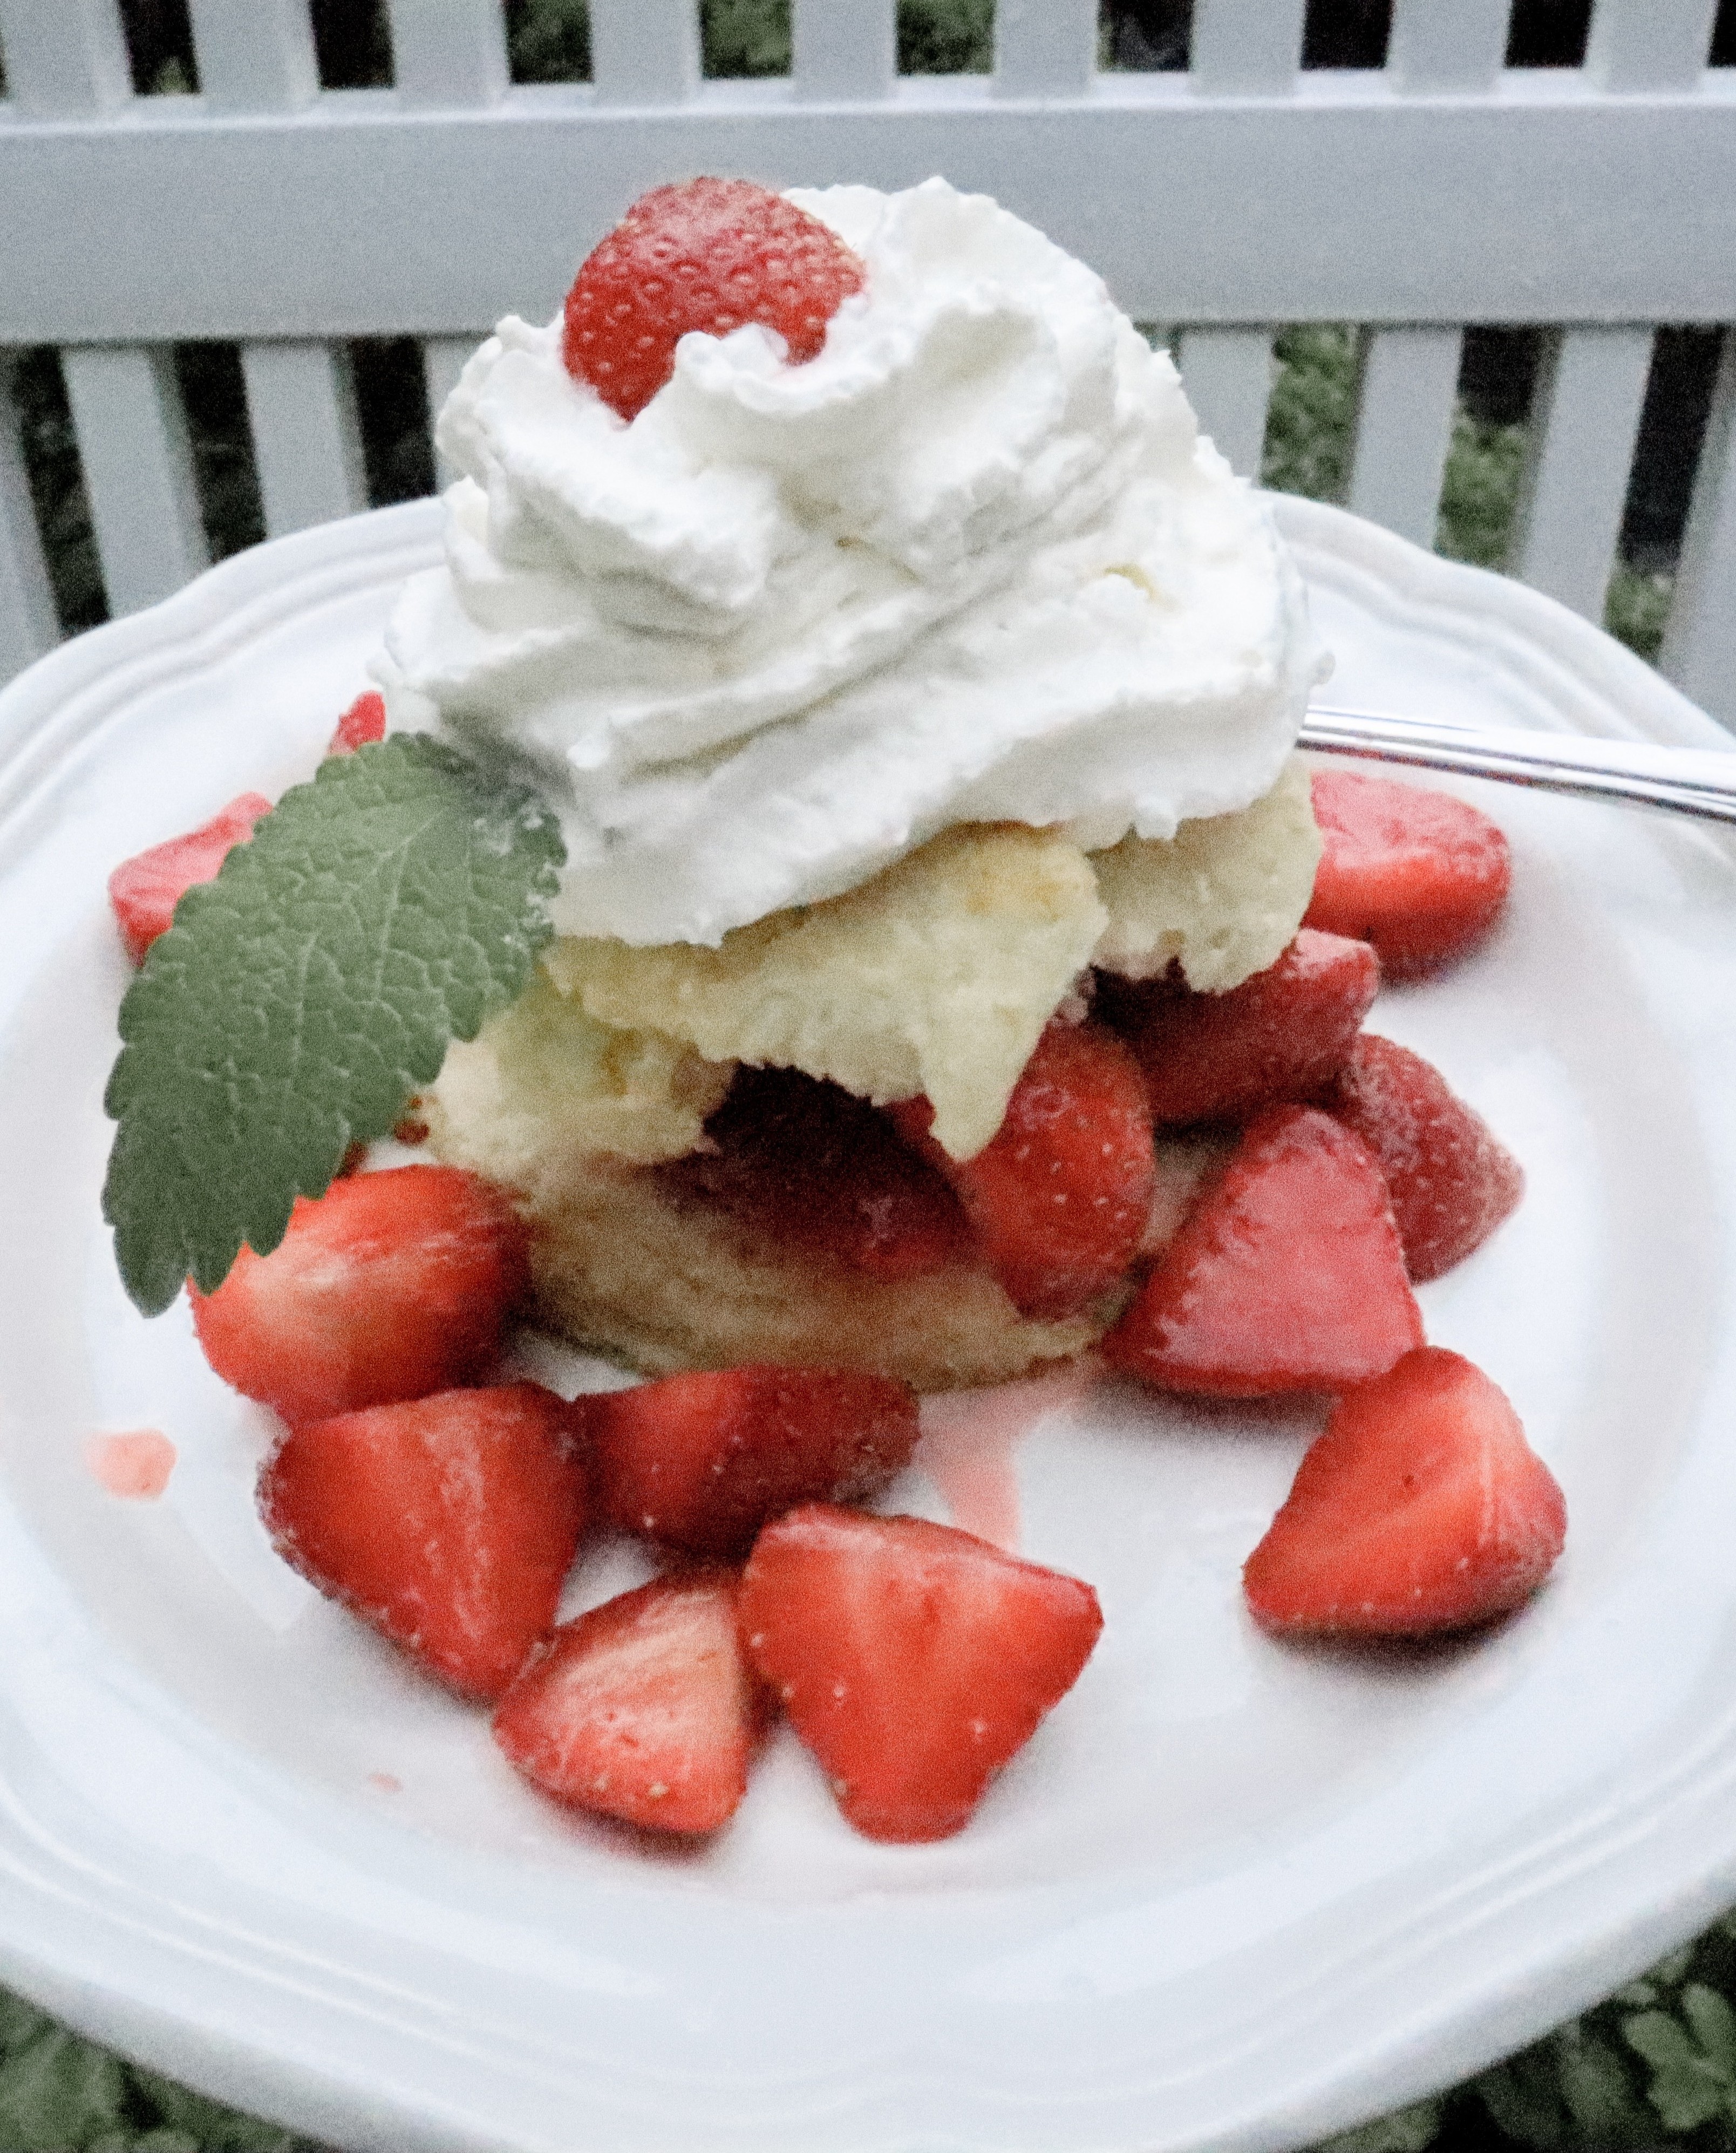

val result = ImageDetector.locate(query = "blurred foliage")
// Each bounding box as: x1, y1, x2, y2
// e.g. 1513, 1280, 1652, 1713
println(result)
496, 0, 998, 80
0, 1991, 323, 2150
1261, 324, 1360, 509
506, 0, 591, 80
1314, 1916, 1736, 2149
1257, 325, 1678, 663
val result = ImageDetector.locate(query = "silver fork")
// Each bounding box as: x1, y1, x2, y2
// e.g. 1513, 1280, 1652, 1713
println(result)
1302, 704, 1736, 827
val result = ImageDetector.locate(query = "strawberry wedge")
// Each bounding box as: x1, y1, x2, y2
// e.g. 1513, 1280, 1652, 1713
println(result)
588, 1365, 921, 1558
1243, 1347, 1567, 1635
258, 1383, 590, 1698
1100, 930, 1379, 1128
493, 1571, 768, 1834
108, 792, 273, 965
1324, 1034, 1524, 1282
740, 1505, 1102, 1843
1304, 768, 1511, 978
891, 1018, 1154, 1319
192, 1164, 529, 1424
1104, 1105, 1423, 1396
328, 689, 387, 756
672, 1066, 969, 1282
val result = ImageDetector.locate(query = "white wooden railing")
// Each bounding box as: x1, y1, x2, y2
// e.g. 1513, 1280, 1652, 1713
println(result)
2, 0, 1735, 721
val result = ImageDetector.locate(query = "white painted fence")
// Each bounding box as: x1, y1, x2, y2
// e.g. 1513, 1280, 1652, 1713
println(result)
1, 0, 1734, 720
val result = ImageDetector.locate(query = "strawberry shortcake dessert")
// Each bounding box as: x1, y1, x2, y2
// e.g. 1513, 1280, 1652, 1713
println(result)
104, 176, 1559, 1844
370, 175, 1330, 1388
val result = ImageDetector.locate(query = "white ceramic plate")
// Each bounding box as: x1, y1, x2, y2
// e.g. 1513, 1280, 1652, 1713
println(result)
3, 494, 1736, 2153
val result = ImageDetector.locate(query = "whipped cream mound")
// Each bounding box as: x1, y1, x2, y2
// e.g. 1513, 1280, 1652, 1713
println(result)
378, 176, 1326, 948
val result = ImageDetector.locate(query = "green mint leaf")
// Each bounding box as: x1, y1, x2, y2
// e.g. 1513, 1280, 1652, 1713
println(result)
103, 735, 564, 1314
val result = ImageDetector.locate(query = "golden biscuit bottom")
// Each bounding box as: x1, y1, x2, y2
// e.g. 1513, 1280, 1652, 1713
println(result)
516, 1149, 1104, 1393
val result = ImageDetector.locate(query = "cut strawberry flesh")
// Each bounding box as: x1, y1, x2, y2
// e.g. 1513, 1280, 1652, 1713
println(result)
258, 1383, 589, 1698
328, 690, 386, 756
108, 792, 273, 966
191, 1163, 530, 1423
1098, 930, 1379, 1128
890, 1018, 1155, 1319
1303, 768, 1511, 979
493, 1571, 767, 1835
1324, 1033, 1523, 1282
740, 1505, 1103, 1843
1104, 1105, 1424, 1396
1243, 1346, 1566, 1634
588, 1364, 921, 1557
563, 178, 865, 421
665, 1065, 969, 1281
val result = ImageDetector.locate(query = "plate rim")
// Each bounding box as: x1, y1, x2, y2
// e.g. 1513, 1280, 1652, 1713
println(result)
1, 494, 1733, 2153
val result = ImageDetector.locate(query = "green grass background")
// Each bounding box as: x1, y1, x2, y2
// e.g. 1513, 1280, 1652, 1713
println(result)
2, 1, 1723, 2144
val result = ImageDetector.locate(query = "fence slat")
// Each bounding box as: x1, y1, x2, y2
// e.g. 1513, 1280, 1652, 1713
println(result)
1512, 324, 1654, 623
240, 342, 367, 537
1189, 0, 1307, 94
0, 0, 131, 115
993, 0, 1097, 99
0, 362, 59, 686
184, 0, 317, 112
1176, 329, 1275, 481
589, 0, 699, 105
388, 0, 509, 109
1387, 0, 1511, 92
423, 336, 480, 486
8, 98, 1736, 336
60, 346, 207, 617
1346, 326, 1463, 551
1585, 0, 1718, 91
792, 0, 896, 101
1660, 332, 1736, 731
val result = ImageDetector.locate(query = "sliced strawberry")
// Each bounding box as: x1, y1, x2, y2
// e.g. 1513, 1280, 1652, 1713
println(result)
1303, 768, 1511, 978
493, 1571, 767, 1834
107, 792, 273, 966
740, 1505, 1102, 1843
1324, 1034, 1523, 1282
564, 178, 865, 421
328, 690, 386, 756
258, 1383, 589, 1698
1243, 1347, 1566, 1634
666, 1066, 969, 1282
590, 1365, 921, 1557
890, 1019, 1154, 1319
1103, 1105, 1423, 1397
191, 1164, 529, 1423
1098, 930, 1379, 1128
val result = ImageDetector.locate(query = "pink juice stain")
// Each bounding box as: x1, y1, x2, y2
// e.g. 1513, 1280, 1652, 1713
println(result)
86, 1429, 176, 1500
915, 1362, 1097, 1552
366, 1772, 403, 1795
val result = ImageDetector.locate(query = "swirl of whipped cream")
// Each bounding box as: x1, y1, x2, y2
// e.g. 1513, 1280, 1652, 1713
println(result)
378, 178, 1326, 946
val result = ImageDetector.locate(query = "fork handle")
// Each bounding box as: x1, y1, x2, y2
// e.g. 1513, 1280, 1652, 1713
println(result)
1302, 705, 1736, 827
